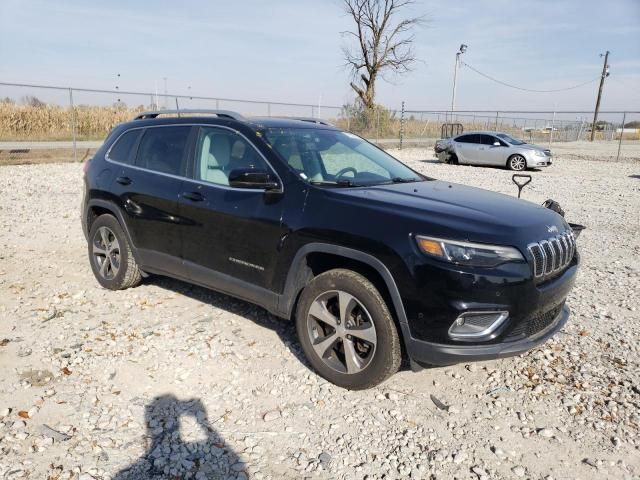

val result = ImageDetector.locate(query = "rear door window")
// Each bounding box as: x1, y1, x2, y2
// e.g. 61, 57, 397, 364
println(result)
107, 129, 141, 164
135, 126, 191, 176
456, 134, 480, 144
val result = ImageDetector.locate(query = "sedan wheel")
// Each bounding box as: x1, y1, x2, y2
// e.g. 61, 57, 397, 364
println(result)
509, 155, 527, 171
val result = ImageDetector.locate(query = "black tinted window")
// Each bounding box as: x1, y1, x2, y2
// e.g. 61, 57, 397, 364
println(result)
481, 135, 498, 145
108, 130, 140, 164
136, 126, 191, 176
456, 134, 480, 144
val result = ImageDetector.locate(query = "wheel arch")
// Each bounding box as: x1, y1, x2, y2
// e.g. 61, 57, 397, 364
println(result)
279, 243, 410, 336
85, 199, 141, 265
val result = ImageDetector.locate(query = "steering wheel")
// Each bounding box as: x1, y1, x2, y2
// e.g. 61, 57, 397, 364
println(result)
335, 167, 358, 179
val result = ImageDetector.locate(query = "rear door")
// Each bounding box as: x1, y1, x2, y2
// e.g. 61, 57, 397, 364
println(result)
178, 126, 286, 291
110, 125, 194, 273
453, 134, 482, 164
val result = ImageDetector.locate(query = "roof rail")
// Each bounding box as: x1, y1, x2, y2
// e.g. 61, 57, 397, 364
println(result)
133, 109, 245, 121
289, 117, 334, 127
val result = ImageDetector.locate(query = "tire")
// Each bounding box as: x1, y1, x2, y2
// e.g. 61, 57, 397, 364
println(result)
448, 152, 459, 165
88, 214, 142, 290
508, 154, 527, 171
296, 269, 402, 390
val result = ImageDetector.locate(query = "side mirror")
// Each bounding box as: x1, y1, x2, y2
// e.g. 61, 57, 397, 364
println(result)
493, 141, 502, 146
228, 168, 280, 191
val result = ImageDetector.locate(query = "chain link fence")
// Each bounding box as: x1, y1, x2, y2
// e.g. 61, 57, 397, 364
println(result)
0, 81, 638, 165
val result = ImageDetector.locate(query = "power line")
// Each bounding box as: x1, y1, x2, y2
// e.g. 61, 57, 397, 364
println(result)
460, 61, 600, 93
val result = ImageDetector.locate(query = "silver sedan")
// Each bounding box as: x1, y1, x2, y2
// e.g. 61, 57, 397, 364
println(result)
435, 131, 553, 171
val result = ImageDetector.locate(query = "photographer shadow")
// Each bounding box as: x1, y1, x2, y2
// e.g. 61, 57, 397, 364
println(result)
113, 394, 245, 480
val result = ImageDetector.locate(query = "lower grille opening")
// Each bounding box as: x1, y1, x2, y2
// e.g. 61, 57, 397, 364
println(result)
507, 303, 564, 340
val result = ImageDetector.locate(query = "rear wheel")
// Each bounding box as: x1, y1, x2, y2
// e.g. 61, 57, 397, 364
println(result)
508, 154, 527, 171
296, 269, 401, 390
88, 214, 142, 290
444, 151, 459, 165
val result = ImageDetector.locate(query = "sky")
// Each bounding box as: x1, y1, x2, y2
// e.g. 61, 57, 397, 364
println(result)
0, 0, 639, 113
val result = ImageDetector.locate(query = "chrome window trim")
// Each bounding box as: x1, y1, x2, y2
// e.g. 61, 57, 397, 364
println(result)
104, 129, 142, 164
104, 123, 284, 193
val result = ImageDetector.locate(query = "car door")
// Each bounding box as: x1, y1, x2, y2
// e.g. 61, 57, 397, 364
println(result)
453, 134, 482, 164
178, 125, 287, 293
109, 125, 194, 274
479, 134, 508, 165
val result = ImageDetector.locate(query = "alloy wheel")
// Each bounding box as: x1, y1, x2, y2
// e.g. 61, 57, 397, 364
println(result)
92, 226, 121, 280
510, 155, 526, 171
306, 290, 377, 374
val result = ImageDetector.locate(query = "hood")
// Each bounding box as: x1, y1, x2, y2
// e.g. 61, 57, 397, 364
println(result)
520, 143, 549, 153
331, 180, 569, 246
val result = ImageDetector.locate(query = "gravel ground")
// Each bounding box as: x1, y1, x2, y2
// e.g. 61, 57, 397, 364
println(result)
0, 148, 638, 480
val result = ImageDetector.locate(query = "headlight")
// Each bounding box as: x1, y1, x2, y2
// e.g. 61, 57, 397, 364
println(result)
415, 235, 524, 267
533, 150, 546, 157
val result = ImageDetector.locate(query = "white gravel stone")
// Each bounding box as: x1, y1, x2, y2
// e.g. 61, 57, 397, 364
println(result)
512, 465, 526, 477
0, 150, 638, 479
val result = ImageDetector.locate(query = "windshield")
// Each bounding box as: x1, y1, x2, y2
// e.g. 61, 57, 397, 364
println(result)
496, 133, 526, 145
260, 128, 424, 186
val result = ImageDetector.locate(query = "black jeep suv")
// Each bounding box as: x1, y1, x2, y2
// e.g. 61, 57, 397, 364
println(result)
81, 110, 580, 390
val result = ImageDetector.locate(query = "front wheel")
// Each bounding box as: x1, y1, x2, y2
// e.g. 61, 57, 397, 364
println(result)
508, 154, 527, 171
296, 269, 402, 390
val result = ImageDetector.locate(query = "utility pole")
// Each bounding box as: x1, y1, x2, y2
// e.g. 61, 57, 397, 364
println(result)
399, 101, 405, 150
450, 44, 468, 119
590, 51, 610, 141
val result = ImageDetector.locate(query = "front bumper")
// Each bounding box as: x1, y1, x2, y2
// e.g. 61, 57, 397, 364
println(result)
405, 304, 569, 366
395, 243, 578, 366
526, 153, 553, 167
533, 159, 553, 167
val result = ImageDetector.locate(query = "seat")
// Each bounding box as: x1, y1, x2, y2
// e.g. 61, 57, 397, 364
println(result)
273, 136, 302, 171
200, 134, 231, 185
228, 139, 265, 171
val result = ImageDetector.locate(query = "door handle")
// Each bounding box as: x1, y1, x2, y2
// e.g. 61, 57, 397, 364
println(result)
116, 176, 132, 186
181, 191, 204, 202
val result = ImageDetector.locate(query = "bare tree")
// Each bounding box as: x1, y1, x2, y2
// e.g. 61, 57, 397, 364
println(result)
342, 0, 424, 111
22, 95, 45, 108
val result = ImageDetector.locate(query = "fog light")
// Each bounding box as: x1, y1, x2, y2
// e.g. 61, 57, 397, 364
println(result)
448, 311, 509, 341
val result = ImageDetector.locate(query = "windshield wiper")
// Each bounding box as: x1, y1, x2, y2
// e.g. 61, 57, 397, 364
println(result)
390, 177, 420, 183
309, 179, 361, 187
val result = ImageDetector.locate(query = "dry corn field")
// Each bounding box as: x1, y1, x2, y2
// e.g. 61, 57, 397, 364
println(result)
1, 103, 638, 145
0, 104, 144, 141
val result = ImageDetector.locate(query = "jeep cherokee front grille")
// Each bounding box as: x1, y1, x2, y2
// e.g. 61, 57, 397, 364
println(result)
527, 230, 576, 279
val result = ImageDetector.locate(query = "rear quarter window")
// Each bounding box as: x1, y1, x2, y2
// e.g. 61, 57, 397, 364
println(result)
107, 129, 141, 164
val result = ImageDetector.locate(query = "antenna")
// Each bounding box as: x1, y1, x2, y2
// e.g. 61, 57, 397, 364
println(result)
175, 97, 180, 117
